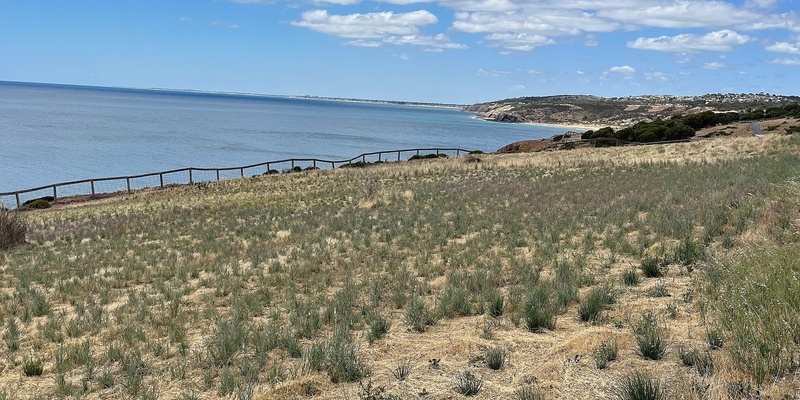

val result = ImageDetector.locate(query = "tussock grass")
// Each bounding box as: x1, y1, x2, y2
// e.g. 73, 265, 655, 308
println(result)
1, 134, 799, 398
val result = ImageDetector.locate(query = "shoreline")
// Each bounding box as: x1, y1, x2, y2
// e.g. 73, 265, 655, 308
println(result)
520, 121, 601, 131
472, 115, 601, 131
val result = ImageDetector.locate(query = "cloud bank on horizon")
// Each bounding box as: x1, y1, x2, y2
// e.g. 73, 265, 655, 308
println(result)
1, 0, 799, 103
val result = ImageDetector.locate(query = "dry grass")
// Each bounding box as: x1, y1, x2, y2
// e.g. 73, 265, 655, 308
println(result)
0, 134, 799, 399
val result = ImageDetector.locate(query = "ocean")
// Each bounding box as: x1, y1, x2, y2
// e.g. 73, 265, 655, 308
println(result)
0, 81, 574, 205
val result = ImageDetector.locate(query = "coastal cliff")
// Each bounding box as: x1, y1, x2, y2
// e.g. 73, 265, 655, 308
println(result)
468, 93, 800, 127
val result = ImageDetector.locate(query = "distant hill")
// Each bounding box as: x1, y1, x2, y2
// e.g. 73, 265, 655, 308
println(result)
466, 93, 800, 127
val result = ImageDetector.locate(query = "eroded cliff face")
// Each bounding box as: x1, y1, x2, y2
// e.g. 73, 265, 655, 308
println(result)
466, 93, 800, 127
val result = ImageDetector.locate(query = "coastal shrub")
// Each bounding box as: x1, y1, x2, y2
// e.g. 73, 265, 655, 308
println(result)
594, 339, 618, 369
367, 313, 391, 344
578, 284, 615, 322
634, 312, 668, 360
22, 196, 54, 206
0, 209, 27, 250
486, 290, 505, 318
341, 161, 371, 169
22, 355, 44, 376
640, 258, 664, 278
24, 199, 51, 210
409, 153, 447, 161
706, 326, 724, 350
670, 238, 705, 266
406, 296, 436, 332
391, 360, 412, 381
522, 284, 558, 332
515, 385, 545, 400
453, 371, 483, 396
678, 346, 698, 367
622, 268, 640, 286
325, 331, 369, 383
616, 371, 667, 400
485, 347, 507, 370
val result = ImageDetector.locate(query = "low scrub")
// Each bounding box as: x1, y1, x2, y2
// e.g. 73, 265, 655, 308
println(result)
634, 312, 668, 360
0, 209, 27, 250
616, 371, 667, 400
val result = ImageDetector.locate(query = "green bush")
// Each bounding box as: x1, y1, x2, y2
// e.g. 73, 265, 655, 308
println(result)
406, 296, 436, 333
616, 371, 667, 400
453, 371, 483, 396
409, 153, 447, 161
24, 199, 51, 209
622, 268, 640, 286
634, 312, 668, 360
485, 347, 507, 370
515, 385, 545, 400
22, 355, 44, 376
578, 285, 615, 322
522, 284, 558, 332
594, 339, 618, 369
0, 209, 27, 250
325, 331, 369, 383
639, 258, 664, 278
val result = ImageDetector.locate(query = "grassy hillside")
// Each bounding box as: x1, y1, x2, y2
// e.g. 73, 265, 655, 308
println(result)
1, 135, 799, 399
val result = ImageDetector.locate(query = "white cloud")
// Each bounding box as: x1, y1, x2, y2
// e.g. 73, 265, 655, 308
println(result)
644, 71, 669, 81
484, 32, 554, 51
766, 41, 800, 54
381, 0, 435, 4
745, 0, 778, 8
383, 34, 468, 50
292, 10, 437, 39
597, 3, 756, 29
627, 30, 751, 52
768, 58, 800, 66
608, 65, 636, 74
478, 68, 511, 77
313, 0, 361, 4
343, 39, 383, 47
510, 84, 526, 90
704, 61, 726, 69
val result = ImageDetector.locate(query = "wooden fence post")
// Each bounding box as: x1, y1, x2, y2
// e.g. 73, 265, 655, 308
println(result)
126, 178, 131, 193
159, 173, 164, 188
189, 169, 193, 184
15, 193, 20, 209
52, 185, 57, 204
90, 180, 96, 195
216, 170, 220, 181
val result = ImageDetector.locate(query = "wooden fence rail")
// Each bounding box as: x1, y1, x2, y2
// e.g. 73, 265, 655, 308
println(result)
1, 147, 476, 209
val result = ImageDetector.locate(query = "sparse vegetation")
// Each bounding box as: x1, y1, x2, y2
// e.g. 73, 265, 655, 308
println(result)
485, 346, 507, 370
1, 134, 798, 398
594, 339, 618, 369
453, 371, 483, 396
0, 208, 27, 250
616, 371, 667, 400
634, 312, 668, 360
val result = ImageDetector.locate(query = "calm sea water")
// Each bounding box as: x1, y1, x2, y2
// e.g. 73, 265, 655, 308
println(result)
1, 81, 571, 197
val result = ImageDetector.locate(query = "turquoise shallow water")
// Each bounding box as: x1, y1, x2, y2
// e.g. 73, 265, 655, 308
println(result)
0, 81, 572, 199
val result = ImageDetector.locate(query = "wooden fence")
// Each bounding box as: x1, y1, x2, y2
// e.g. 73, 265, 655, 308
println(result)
0, 148, 476, 209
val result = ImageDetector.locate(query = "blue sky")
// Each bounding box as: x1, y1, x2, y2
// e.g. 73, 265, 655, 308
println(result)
1, 0, 799, 103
